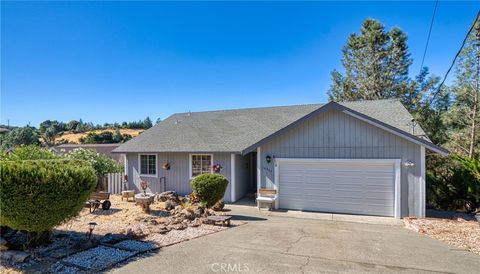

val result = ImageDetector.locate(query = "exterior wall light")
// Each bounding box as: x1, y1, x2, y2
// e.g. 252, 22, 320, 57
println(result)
404, 161, 415, 167
266, 155, 272, 163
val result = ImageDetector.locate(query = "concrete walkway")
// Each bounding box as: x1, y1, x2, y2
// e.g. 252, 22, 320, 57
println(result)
112, 205, 480, 274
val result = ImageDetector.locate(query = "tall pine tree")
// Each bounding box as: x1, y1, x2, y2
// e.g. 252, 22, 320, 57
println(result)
444, 21, 480, 158
328, 19, 412, 101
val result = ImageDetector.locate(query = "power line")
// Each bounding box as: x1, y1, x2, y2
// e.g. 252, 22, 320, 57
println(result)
428, 10, 480, 105
419, 0, 439, 73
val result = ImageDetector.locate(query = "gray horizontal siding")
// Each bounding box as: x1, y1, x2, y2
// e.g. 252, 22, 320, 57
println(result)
259, 109, 422, 217
126, 152, 233, 202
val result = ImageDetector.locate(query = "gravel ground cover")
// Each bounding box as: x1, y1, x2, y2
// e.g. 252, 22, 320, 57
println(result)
114, 240, 159, 252
404, 217, 480, 255
144, 225, 227, 247
62, 246, 135, 271
48, 262, 82, 274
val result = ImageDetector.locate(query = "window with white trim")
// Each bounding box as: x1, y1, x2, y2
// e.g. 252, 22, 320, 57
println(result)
140, 154, 157, 175
191, 154, 212, 178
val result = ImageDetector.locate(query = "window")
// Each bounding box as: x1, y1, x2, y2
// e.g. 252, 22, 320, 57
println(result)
190, 154, 212, 178
139, 154, 157, 176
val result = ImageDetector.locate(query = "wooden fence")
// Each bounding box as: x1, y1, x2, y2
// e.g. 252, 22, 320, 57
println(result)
107, 172, 125, 194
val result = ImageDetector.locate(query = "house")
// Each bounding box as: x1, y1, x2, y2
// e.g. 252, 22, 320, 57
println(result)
56, 143, 124, 164
113, 99, 448, 218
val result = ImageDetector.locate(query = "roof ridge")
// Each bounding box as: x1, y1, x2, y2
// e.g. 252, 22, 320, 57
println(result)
339, 98, 400, 104
172, 103, 324, 116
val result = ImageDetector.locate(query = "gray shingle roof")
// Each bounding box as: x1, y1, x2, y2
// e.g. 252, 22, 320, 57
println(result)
113, 99, 429, 153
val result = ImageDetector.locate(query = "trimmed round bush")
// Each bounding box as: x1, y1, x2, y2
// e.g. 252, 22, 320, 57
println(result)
0, 160, 97, 232
191, 173, 229, 207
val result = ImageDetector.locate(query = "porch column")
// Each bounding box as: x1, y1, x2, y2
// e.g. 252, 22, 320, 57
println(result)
230, 154, 236, 203
257, 147, 261, 191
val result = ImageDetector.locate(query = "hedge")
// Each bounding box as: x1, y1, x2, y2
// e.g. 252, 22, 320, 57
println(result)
0, 160, 97, 232
191, 173, 229, 207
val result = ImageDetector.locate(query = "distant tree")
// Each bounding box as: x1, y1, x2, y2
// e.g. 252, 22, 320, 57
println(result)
66, 120, 80, 131
444, 21, 480, 158
39, 120, 66, 134
113, 128, 123, 143
42, 126, 57, 147
121, 134, 132, 142
328, 19, 412, 101
155, 117, 162, 124
0, 126, 40, 149
81, 131, 114, 144
143, 117, 153, 129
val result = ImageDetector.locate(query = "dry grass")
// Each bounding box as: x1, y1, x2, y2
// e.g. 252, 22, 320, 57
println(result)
56, 129, 143, 144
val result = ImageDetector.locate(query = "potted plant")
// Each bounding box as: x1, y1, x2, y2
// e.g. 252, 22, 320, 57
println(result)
211, 163, 223, 173
140, 180, 149, 196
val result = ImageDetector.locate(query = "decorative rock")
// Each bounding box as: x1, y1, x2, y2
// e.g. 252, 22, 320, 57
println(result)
189, 218, 202, 227
100, 233, 128, 244
0, 237, 8, 251
164, 200, 178, 211
194, 207, 205, 217
0, 250, 30, 263
5, 231, 28, 249
181, 208, 195, 220
212, 200, 225, 211
158, 191, 178, 202
0, 226, 17, 239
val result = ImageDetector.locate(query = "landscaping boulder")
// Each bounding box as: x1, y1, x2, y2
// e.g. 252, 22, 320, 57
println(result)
0, 237, 7, 251
0, 250, 29, 263
212, 199, 225, 211
158, 191, 178, 202
181, 208, 195, 220
194, 207, 205, 217
164, 200, 178, 211
4, 230, 28, 250
100, 233, 128, 244
189, 218, 203, 227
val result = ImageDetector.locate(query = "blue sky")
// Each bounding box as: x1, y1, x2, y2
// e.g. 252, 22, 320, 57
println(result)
1, 1, 478, 127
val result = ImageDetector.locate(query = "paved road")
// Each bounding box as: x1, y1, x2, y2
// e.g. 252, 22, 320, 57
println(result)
112, 206, 480, 274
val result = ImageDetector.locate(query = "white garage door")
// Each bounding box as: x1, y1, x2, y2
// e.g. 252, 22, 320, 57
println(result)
277, 159, 397, 217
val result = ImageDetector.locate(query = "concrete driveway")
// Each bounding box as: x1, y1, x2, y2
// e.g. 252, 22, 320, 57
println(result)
112, 205, 480, 274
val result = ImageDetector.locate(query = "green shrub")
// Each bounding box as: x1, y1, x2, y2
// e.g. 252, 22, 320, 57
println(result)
0, 160, 97, 232
427, 154, 480, 212
191, 173, 229, 207
0, 145, 58, 161
65, 148, 122, 175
